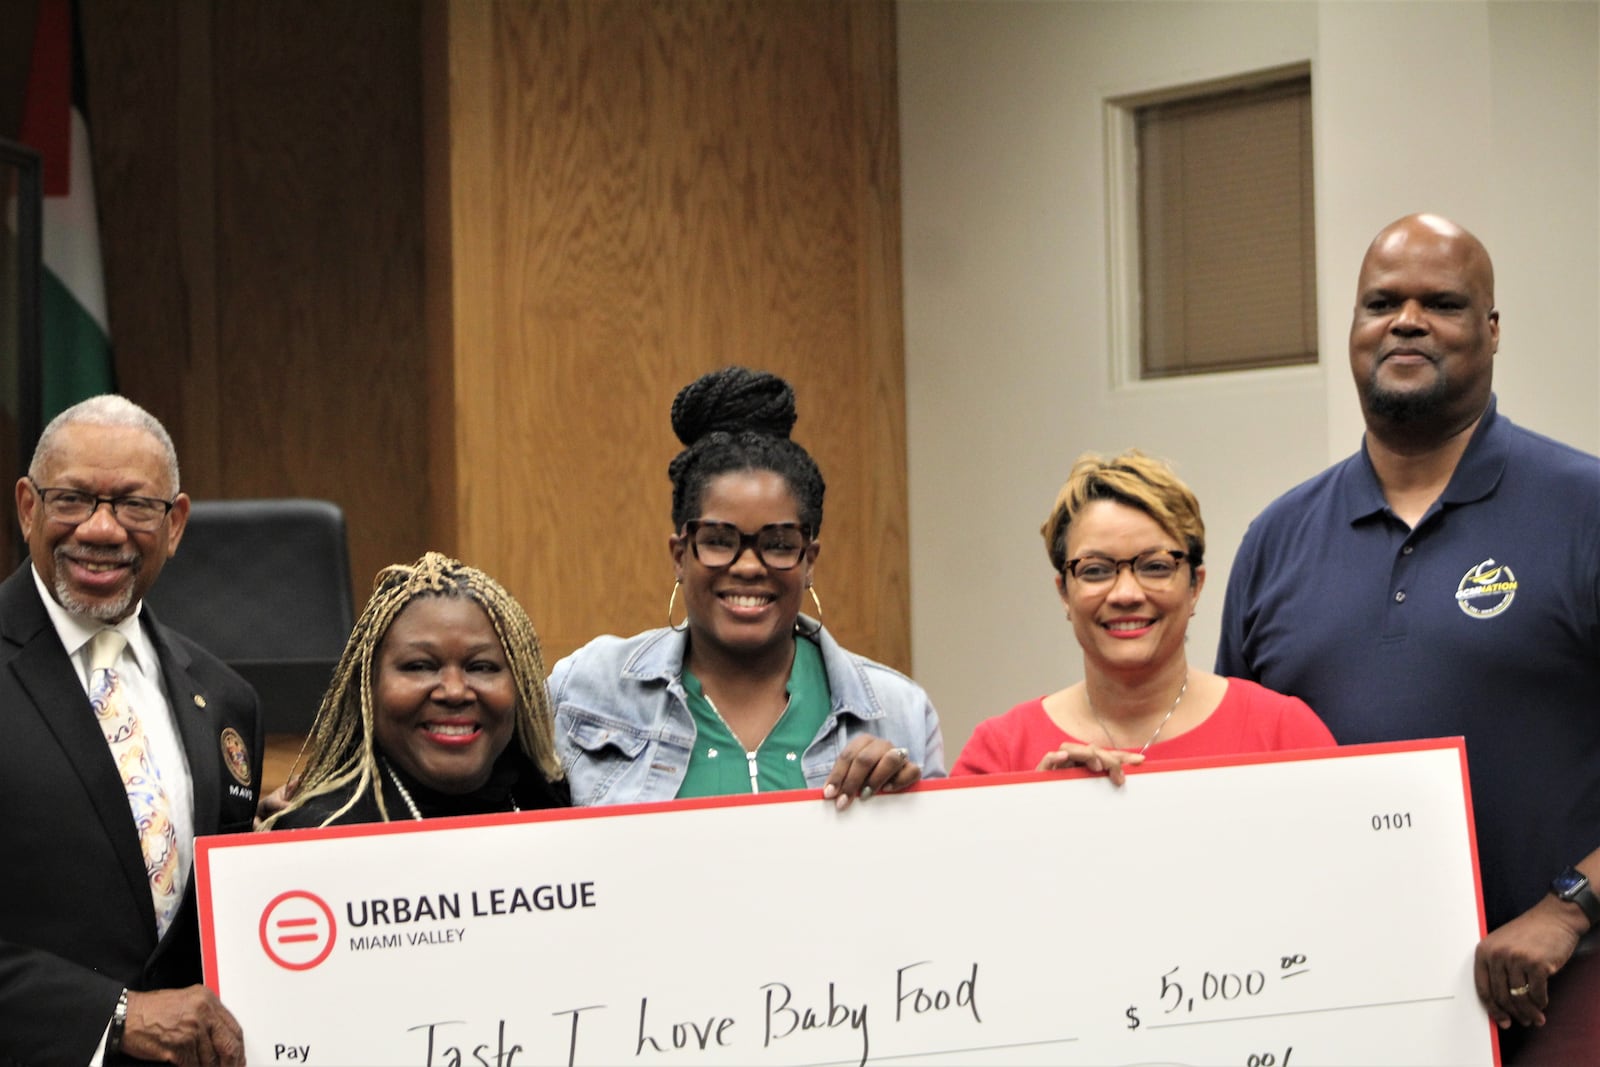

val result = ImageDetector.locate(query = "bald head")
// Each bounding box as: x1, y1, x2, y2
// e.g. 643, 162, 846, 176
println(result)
1348, 213, 1499, 441
1359, 213, 1495, 307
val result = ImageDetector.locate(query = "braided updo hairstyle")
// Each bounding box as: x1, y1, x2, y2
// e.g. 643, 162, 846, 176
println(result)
263, 552, 563, 827
667, 366, 825, 534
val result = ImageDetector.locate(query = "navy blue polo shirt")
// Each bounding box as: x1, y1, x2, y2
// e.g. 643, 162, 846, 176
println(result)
1217, 396, 1600, 930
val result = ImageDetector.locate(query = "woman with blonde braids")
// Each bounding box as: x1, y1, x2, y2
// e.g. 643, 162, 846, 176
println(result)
953, 450, 1333, 782
264, 552, 568, 828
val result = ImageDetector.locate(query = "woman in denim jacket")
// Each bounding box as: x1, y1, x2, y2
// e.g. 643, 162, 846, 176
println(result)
550, 367, 945, 808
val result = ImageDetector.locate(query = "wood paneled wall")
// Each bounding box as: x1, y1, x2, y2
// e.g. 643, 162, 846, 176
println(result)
79, 0, 428, 602
74, 0, 909, 674
428, 0, 909, 668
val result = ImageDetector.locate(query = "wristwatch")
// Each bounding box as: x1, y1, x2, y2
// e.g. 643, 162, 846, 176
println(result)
107, 987, 129, 1054
1551, 866, 1600, 929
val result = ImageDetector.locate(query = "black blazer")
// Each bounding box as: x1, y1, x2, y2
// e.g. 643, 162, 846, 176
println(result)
0, 567, 261, 1066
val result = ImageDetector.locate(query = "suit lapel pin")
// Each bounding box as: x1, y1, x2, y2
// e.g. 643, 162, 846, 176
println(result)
193, 694, 207, 709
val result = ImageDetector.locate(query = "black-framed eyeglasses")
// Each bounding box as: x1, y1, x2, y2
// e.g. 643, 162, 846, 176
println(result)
29, 479, 176, 533
1063, 549, 1188, 586
681, 520, 812, 571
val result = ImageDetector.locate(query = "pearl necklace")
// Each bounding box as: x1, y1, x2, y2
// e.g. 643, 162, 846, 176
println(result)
1089, 674, 1188, 755
380, 756, 519, 821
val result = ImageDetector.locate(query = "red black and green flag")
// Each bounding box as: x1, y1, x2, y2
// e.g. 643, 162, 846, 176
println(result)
20, 0, 115, 422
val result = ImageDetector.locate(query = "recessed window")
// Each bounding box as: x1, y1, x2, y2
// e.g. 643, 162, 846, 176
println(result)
1107, 67, 1316, 380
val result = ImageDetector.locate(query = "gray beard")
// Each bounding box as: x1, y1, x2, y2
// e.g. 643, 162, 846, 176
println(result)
52, 551, 139, 622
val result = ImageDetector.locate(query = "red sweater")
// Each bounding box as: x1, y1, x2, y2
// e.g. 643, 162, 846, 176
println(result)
953, 677, 1335, 775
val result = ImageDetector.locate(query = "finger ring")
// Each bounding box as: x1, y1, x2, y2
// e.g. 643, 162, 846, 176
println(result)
1508, 984, 1531, 997
892, 747, 908, 760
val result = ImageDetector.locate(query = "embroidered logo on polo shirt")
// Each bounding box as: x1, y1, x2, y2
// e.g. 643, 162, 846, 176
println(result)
1455, 559, 1517, 619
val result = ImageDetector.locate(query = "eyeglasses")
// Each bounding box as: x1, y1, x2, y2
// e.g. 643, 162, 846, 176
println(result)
682, 520, 811, 571
1063, 549, 1188, 586
29, 480, 176, 533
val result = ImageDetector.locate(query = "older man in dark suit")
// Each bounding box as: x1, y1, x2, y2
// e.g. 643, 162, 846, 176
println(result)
0, 395, 257, 1065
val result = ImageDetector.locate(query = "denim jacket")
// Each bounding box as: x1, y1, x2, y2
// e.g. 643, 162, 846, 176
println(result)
549, 621, 946, 806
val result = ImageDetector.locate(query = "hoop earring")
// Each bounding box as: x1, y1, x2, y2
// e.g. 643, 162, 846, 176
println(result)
667, 580, 688, 631
807, 583, 823, 622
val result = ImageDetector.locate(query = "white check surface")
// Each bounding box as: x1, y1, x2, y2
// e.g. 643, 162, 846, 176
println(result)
198, 740, 1495, 1066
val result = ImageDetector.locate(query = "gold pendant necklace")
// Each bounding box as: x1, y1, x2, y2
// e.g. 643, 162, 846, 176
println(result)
1089, 674, 1188, 755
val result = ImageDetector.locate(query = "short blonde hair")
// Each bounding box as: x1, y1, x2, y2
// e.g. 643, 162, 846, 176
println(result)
1041, 450, 1205, 576
264, 552, 562, 827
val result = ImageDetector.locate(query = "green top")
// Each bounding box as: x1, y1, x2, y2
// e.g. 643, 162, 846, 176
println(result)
677, 635, 831, 797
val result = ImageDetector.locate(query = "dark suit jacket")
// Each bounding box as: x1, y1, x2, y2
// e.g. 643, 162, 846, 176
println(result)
0, 567, 261, 1066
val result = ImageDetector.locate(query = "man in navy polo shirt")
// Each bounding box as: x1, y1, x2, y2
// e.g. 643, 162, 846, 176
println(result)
1216, 214, 1600, 1053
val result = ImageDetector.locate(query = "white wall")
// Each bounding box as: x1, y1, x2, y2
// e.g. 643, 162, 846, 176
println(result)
899, 0, 1599, 765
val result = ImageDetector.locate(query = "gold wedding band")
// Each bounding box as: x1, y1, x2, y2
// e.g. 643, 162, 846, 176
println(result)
1508, 984, 1531, 997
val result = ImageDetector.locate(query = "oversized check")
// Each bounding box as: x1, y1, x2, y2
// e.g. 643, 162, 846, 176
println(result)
198, 739, 1497, 1066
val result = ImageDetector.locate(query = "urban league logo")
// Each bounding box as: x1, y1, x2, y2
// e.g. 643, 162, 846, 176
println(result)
1455, 559, 1517, 619
259, 890, 337, 971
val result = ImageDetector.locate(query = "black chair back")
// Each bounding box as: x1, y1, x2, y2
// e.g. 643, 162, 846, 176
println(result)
144, 498, 354, 733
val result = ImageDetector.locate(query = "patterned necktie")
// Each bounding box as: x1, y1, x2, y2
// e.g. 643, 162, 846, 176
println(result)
89, 629, 181, 937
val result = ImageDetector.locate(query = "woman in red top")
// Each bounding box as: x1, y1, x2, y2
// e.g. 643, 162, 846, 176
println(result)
953, 450, 1333, 782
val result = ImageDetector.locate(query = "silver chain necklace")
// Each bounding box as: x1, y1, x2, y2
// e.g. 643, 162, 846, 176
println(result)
1089, 674, 1188, 755
380, 756, 519, 821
